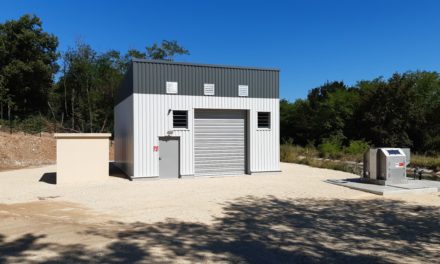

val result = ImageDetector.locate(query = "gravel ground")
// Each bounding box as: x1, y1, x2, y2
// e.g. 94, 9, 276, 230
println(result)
0, 162, 439, 263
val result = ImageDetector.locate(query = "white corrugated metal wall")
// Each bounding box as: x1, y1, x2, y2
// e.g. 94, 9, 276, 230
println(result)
114, 95, 134, 176
132, 93, 279, 178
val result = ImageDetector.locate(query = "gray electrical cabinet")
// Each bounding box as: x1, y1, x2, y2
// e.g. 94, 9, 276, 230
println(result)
363, 148, 378, 180
363, 148, 409, 185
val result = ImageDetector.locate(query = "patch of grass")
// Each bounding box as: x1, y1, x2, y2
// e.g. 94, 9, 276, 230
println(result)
280, 144, 318, 163
303, 158, 362, 176
281, 143, 363, 175
411, 154, 440, 171
281, 143, 440, 176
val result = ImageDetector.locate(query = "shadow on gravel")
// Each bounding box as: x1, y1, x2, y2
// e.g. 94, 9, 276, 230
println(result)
38, 162, 129, 185
39, 172, 56, 184
1, 197, 440, 263
109, 162, 131, 181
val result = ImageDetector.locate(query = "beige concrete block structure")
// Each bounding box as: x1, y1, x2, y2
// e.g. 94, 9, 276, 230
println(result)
54, 133, 111, 184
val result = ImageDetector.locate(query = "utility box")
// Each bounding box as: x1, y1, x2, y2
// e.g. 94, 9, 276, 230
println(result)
363, 148, 378, 180
363, 148, 409, 185
377, 148, 407, 184
54, 133, 111, 184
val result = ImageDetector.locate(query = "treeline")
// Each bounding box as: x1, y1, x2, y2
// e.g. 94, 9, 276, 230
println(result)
2, 15, 440, 154
0, 14, 188, 133
281, 72, 440, 154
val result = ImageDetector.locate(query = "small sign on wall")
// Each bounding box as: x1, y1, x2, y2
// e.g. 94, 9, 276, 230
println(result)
204, 83, 215, 95
238, 85, 248, 97
166, 81, 178, 94
395, 162, 405, 168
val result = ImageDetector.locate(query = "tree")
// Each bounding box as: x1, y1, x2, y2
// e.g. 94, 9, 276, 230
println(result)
54, 42, 126, 133
0, 14, 58, 119
280, 99, 313, 145
126, 40, 189, 62
280, 72, 440, 153
58, 42, 97, 131
126, 49, 146, 59
146, 40, 189, 60
308, 82, 360, 142
93, 50, 126, 132
405, 71, 440, 152
354, 74, 416, 147
54, 39, 190, 133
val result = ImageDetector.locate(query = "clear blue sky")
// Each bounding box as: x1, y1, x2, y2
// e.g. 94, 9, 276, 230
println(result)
1, 0, 439, 100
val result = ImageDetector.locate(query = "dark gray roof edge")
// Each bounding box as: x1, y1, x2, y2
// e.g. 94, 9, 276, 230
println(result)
132, 58, 280, 72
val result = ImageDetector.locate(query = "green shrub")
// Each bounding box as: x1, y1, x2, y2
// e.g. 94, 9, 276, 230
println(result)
0, 118, 20, 133
345, 140, 369, 155
20, 116, 45, 134
344, 140, 369, 161
318, 136, 342, 159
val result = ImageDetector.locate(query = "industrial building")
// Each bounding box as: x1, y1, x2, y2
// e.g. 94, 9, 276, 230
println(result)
114, 59, 280, 179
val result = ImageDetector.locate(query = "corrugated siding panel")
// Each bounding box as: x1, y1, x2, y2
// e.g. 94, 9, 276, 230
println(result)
114, 95, 134, 176
194, 110, 246, 176
133, 94, 279, 178
133, 61, 278, 98
115, 64, 133, 105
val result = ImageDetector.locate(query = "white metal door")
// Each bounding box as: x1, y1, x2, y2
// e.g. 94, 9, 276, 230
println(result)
159, 137, 179, 179
194, 110, 246, 176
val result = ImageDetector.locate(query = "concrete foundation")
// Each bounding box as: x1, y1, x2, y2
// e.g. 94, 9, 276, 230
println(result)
327, 178, 440, 196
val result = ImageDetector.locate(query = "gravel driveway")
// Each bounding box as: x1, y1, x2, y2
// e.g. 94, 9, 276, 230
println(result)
1, 162, 439, 263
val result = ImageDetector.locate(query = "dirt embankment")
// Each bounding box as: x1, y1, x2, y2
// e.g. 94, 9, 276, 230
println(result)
0, 132, 114, 171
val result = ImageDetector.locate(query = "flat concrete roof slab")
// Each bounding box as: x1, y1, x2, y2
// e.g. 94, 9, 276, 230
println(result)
326, 178, 440, 196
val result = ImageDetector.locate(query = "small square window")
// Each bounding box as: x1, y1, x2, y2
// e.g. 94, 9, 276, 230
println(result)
173, 110, 188, 128
258, 112, 270, 129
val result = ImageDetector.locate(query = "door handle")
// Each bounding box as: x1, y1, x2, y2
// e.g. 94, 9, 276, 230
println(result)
159, 157, 162, 160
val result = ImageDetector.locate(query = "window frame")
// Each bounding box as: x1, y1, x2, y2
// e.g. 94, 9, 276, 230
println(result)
257, 112, 271, 129
172, 110, 188, 129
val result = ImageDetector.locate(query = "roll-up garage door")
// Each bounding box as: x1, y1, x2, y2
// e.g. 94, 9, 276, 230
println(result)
194, 110, 246, 176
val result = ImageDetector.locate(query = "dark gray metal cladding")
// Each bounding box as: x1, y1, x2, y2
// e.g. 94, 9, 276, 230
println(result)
116, 59, 279, 105
116, 63, 134, 105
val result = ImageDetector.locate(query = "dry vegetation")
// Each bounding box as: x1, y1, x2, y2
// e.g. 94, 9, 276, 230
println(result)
1, 131, 439, 179
280, 143, 440, 180
280, 144, 363, 175
411, 154, 440, 171
0, 132, 56, 171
